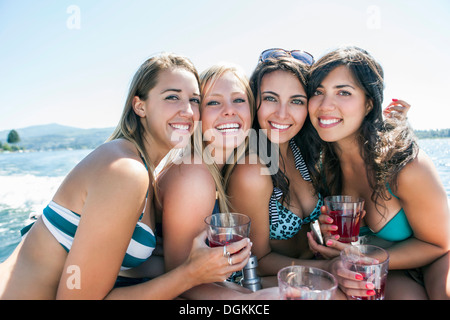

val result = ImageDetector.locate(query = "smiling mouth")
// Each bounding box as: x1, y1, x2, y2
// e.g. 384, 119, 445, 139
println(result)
269, 121, 291, 131
170, 123, 191, 132
215, 123, 241, 134
318, 118, 342, 127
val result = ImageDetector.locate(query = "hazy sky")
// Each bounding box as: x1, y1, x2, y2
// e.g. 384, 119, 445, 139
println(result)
1, 0, 449, 131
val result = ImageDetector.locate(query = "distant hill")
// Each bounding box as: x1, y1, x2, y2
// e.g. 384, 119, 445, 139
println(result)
0, 123, 115, 151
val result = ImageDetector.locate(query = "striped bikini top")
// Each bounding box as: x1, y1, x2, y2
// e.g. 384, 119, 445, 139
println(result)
40, 201, 155, 271
21, 157, 156, 271
269, 139, 323, 240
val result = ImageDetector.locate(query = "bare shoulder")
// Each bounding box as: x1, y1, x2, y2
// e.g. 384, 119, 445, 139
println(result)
396, 149, 446, 199
228, 156, 273, 196
158, 161, 216, 204
78, 139, 149, 192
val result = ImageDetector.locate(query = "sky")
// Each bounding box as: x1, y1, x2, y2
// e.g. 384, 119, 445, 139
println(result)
0, 0, 449, 132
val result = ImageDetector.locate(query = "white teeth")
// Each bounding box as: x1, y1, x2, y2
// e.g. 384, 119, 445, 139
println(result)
171, 124, 190, 130
270, 122, 290, 130
319, 118, 341, 125
216, 123, 240, 131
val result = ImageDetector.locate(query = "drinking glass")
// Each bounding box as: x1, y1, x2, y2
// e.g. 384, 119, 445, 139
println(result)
340, 245, 389, 300
204, 213, 250, 247
277, 266, 338, 300
324, 195, 364, 243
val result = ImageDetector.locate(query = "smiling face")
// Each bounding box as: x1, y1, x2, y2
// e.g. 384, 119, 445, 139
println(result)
134, 67, 200, 150
257, 70, 308, 144
201, 71, 252, 152
308, 65, 372, 144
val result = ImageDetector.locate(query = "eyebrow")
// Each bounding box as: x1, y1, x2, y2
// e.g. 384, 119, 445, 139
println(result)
317, 84, 356, 90
161, 88, 200, 96
262, 90, 307, 99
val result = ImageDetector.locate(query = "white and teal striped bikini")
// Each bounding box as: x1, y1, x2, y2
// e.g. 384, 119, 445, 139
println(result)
41, 201, 155, 270
21, 159, 156, 271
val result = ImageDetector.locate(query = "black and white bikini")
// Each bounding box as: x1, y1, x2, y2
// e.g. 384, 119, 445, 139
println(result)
269, 139, 323, 240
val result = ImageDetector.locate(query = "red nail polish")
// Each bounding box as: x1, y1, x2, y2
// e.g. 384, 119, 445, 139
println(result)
326, 240, 333, 246
392, 98, 398, 102
355, 274, 364, 280
366, 283, 375, 290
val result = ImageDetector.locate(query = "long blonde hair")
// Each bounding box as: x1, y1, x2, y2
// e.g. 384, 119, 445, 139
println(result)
196, 63, 255, 212
108, 53, 200, 185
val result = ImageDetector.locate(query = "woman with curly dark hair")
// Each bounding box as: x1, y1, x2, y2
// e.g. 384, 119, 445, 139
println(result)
307, 46, 450, 299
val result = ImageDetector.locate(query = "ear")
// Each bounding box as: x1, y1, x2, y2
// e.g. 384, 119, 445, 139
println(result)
132, 96, 146, 118
365, 99, 374, 116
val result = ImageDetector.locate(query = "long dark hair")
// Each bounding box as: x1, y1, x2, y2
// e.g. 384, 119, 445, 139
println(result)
249, 57, 310, 205
307, 46, 418, 214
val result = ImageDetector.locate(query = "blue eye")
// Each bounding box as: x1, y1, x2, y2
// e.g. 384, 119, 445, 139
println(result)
292, 99, 304, 105
190, 98, 200, 104
165, 95, 179, 100
263, 96, 277, 102
234, 98, 246, 103
206, 100, 220, 106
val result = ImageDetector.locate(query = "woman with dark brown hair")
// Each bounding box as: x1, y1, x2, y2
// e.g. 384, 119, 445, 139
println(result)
307, 46, 450, 299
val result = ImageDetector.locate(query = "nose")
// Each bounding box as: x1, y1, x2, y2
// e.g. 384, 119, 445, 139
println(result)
222, 101, 237, 117
316, 93, 336, 112
275, 102, 289, 120
179, 100, 195, 118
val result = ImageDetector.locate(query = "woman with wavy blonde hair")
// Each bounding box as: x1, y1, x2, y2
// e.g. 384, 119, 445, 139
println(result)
155, 62, 278, 299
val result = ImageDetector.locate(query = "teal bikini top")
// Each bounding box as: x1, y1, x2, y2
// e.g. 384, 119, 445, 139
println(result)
360, 185, 413, 242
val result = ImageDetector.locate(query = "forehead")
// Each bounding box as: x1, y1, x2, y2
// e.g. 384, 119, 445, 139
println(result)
156, 67, 199, 92
205, 71, 245, 94
321, 65, 357, 85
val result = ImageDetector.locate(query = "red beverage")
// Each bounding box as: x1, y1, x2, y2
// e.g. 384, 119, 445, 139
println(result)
208, 233, 244, 247
329, 209, 361, 243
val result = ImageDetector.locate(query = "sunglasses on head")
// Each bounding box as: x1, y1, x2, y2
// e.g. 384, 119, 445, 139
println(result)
259, 48, 315, 66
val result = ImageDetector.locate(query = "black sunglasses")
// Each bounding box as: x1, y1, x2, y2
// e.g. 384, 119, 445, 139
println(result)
259, 48, 315, 66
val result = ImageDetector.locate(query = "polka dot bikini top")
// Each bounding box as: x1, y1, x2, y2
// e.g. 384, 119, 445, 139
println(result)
269, 140, 323, 240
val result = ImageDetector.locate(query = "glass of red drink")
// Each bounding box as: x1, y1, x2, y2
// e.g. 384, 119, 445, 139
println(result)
324, 195, 364, 243
340, 245, 389, 300
277, 266, 338, 300
204, 213, 250, 247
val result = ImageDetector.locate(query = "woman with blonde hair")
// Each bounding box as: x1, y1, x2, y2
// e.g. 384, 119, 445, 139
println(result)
155, 62, 278, 299
0, 53, 251, 299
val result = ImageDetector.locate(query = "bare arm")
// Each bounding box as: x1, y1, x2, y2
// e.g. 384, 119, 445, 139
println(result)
160, 163, 252, 299
384, 150, 450, 269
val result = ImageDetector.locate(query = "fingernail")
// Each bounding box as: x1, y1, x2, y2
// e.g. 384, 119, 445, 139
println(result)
326, 240, 333, 246
366, 283, 375, 290
355, 274, 364, 280
333, 235, 340, 240
367, 290, 376, 296
326, 217, 333, 223
331, 225, 338, 231
392, 98, 398, 102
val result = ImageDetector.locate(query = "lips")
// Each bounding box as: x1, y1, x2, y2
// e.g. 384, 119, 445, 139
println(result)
169, 123, 192, 133
269, 121, 291, 131
318, 117, 342, 128
215, 122, 241, 134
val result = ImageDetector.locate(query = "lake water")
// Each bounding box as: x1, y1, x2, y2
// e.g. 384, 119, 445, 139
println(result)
1, 139, 449, 262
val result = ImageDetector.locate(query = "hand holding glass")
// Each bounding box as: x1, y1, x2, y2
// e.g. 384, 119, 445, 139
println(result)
324, 195, 364, 243
277, 266, 337, 300
204, 213, 250, 247
340, 245, 389, 300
